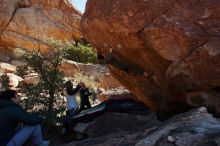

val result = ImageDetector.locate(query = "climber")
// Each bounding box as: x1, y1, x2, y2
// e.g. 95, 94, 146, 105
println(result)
0, 90, 49, 146
97, 51, 105, 64
98, 49, 144, 75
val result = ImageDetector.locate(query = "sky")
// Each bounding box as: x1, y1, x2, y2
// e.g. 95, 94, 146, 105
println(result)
71, 0, 87, 13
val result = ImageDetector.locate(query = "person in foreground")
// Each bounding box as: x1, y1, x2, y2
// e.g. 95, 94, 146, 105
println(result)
0, 90, 49, 146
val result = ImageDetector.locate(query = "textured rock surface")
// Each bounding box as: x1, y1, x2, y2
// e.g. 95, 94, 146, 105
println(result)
81, 0, 220, 114
66, 113, 159, 146
7, 73, 23, 87
136, 107, 220, 146
0, 62, 16, 73
22, 72, 39, 84
84, 113, 157, 138
65, 107, 220, 146
0, 47, 12, 62
99, 87, 133, 101
0, 0, 81, 60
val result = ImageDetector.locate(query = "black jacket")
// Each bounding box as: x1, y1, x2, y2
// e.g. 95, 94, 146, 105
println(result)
79, 88, 92, 102
66, 85, 81, 95
0, 99, 43, 146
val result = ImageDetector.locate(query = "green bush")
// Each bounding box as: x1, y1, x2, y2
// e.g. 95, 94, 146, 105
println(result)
65, 43, 97, 63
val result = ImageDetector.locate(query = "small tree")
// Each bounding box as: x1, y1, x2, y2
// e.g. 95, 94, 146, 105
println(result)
15, 40, 68, 124
14, 40, 99, 140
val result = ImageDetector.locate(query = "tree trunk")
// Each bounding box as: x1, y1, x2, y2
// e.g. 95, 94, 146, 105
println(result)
47, 90, 55, 123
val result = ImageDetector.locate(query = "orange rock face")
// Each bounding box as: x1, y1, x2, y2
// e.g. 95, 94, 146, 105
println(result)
81, 0, 220, 114
0, 0, 81, 60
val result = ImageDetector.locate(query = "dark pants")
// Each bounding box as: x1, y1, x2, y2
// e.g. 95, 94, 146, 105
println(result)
80, 100, 91, 111
64, 108, 76, 134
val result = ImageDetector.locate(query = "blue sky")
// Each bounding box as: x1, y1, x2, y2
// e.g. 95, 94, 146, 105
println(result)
71, 0, 87, 13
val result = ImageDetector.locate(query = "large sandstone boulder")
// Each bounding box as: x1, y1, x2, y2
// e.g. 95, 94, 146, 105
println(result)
81, 0, 220, 115
0, 0, 81, 61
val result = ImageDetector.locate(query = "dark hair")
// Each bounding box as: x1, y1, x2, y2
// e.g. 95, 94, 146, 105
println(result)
64, 80, 73, 88
0, 90, 17, 100
97, 52, 105, 60
81, 82, 85, 87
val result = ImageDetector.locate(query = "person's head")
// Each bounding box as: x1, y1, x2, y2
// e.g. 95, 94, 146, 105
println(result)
64, 80, 73, 88
0, 90, 17, 100
79, 82, 86, 88
97, 52, 105, 60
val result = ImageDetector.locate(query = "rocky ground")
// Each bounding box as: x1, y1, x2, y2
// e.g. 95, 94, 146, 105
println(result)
56, 107, 220, 146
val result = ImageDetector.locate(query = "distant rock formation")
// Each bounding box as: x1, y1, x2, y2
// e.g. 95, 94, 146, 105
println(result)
60, 60, 122, 90
81, 0, 220, 115
0, 59, 122, 91
0, 0, 81, 61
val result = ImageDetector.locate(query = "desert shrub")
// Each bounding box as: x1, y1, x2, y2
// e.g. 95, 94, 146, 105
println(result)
65, 43, 97, 63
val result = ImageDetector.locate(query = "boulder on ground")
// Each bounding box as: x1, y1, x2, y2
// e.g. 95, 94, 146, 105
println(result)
81, 0, 220, 115
6, 73, 23, 87
67, 107, 220, 146
136, 107, 220, 146
0, 62, 16, 73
